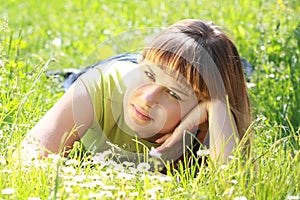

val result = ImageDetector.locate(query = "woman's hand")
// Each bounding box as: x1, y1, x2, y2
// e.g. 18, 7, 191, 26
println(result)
155, 102, 209, 153
154, 99, 240, 164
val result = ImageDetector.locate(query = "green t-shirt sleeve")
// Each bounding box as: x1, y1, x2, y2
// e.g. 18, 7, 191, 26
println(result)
78, 65, 104, 127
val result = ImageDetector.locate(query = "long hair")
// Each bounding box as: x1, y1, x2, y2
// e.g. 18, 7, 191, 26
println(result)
141, 19, 251, 144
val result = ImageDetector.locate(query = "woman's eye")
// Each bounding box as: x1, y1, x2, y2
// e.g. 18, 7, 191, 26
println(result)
168, 90, 182, 100
145, 71, 155, 81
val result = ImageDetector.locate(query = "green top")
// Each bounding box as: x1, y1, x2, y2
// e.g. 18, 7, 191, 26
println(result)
78, 61, 160, 155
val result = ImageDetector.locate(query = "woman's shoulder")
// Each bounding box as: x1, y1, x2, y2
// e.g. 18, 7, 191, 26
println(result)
78, 60, 137, 87
99, 60, 139, 78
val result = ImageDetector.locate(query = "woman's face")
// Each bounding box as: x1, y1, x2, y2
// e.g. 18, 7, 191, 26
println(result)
123, 62, 198, 139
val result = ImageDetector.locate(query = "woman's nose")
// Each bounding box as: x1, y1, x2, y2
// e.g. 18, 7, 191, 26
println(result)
141, 85, 162, 106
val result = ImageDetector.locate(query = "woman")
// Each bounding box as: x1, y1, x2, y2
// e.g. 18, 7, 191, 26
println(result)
18, 19, 251, 168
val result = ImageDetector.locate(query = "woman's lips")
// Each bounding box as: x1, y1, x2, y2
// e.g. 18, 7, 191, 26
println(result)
132, 105, 152, 121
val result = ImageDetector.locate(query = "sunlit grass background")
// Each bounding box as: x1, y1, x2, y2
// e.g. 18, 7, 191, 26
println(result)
0, 0, 299, 199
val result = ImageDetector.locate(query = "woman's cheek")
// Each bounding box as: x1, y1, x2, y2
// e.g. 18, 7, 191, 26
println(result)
160, 103, 182, 133
163, 99, 197, 132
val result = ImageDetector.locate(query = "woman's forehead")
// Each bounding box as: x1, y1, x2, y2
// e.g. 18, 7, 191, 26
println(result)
139, 62, 193, 93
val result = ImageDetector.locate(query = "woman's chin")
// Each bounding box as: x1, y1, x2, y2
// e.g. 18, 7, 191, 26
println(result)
132, 127, 157, 138
135, 131, 150, 139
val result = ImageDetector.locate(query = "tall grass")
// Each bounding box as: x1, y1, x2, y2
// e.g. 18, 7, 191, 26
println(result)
0, 0, 299, 199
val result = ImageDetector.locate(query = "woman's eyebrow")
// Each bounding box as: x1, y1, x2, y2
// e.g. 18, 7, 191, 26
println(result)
169, 86, 189, 97
145, 64, 156, 76
145, 63, 190, 97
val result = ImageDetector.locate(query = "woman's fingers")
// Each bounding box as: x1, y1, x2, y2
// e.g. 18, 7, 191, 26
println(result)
156, 102, 209, 153
155, 133, 172, 144
155, 136, 173, 152
155, 126, 184, 152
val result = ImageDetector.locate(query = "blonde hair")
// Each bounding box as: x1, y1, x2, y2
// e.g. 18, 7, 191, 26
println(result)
141, 19, 251, 143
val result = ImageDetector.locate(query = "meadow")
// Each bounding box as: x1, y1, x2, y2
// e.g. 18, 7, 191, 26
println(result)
0, 0, 299, 199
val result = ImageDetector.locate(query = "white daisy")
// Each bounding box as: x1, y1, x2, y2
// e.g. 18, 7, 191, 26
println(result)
61, 166, 76, 175
234, 196, 247, 200
137, 162, 151, 172
149, 147, 162, 158
117, 172, 135, 181
196, 149, 210, 156
2, 188, 15, 195
65, 159, 79, 166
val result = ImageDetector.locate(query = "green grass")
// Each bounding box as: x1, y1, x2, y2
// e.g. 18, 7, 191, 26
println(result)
0, 0, 300, 199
